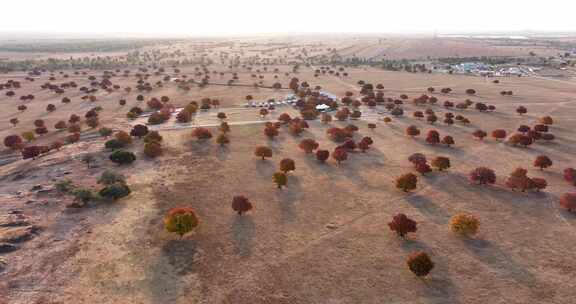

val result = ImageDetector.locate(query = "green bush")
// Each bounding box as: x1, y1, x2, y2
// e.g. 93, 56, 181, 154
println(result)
98, 171, 126, 186
105, 139, 125, 150
99, 183, 131, 200
109, 150, 136, 165
55, 179, 76, 193
72, 188, 94, 203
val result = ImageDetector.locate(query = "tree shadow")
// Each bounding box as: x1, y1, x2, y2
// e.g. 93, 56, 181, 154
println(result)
404, 194, 450, 225
274, 175, 303, 223
231, 215, 256, 257
462, 238, 541, 290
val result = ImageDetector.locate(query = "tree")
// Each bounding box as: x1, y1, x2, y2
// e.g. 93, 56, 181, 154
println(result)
406, 125, 420, 138
144, 142, 162, 158
491, 129, 507, 141
192, 128, 212, 141
216, 134, 230, 146
415, 162, 432, 175
254, 146, 272, 160
431, 156, 450, 171
450, 214, 479, 236
441, 135, 455, 147
278, 113, 292, 124
264, 126, 279, 139
469, 167, 496, 185
559, 193, 576, 212
130, 124, 149, 138
164, 207, 199, 237
21, 131, 35, 143
22, 146, 41, 160
406, 252, 434, 277
332, 148, 348, 165
473, 130, 487, 140
217, 112, 227, 120
426, 130, 440, 145
9, 118, 19, 127
273, 172, 287, 189
50, 141, 63, 151
109, 150, 136, 165
408, 153, 427, 166
516, 106, 527, 115
81, 153, 95, 168
280, 158, 296, 174
396, 173, 418, 192
539, 116, 554, 125
534, 155, 552, 170
388, 214, 417, 238
4, 135, 23, 149
564, 168, 576, 186
232, 195, 253, 215
299, 139, 319, 153
316, 149, 330, 163
66, 133, 81, 144
115, 131, 132, 145
220, 122, 231, 134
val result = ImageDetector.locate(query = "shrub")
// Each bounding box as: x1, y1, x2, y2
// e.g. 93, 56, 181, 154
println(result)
532, 178, 547, 192
98, 171, 126, 185
50, 141, 63, 151
192, 127, 212, 140
254, 146, 273, 160
396, 173, 418, 192
534, 155, 552, 170
388, 214, 417, 238
130, 124, 149, 138
559, 193, 576, 212
406, 252, 434, 277
280, 158, 296, 174
431, 156, 450, 171
109, 150, 136, 165
450, 214, 480, 236
144, 142, 163, 158
278, 113, 292, 124
164, 207, 199, 237
273, 172, 288, 189
232, 196, 253, 215
469, 167, 496, 185
99, 183, 131, 200
105, 139, 125, 150
176, 109, 192, 123
316, 149, 330, 163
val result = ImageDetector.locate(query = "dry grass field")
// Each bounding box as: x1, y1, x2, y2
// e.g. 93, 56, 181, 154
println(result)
1, 36, 576, 304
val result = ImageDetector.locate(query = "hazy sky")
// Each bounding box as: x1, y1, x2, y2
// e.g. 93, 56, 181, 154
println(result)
2, 0, 576, 36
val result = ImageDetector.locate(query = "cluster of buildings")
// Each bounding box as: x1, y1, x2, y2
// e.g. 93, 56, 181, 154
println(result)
431, 62, 538, 77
